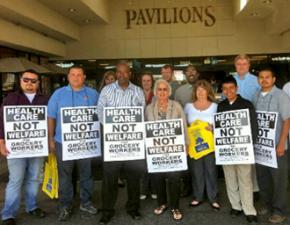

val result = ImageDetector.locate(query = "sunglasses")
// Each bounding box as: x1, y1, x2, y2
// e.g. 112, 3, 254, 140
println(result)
22, 77, 39, 84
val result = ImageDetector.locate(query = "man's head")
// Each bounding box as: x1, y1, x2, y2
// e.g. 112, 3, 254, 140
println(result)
161, 64, 174, 82
258, 68, 276, 92
67, 65, 86, 90
184, 64, 199, 85
234, 54, 250, 77
116, 61, 131, 87
20, 69, 40, 94
221, 75, 238, 102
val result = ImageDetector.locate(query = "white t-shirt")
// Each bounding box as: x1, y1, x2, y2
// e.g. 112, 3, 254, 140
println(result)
184, 102, 218, 125
24, 93, 36, 103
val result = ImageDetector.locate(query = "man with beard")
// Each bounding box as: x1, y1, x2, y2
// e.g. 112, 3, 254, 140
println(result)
175, 64, 200, 107
0, 70, 48, 225
253, 68, 290, 223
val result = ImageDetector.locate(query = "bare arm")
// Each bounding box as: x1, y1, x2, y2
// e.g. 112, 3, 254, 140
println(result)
48, 118, 56, 152
276, 118, 290, 157
0, 139, 9, 157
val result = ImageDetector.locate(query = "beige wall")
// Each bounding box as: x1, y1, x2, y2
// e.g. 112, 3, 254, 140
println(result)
65, 0, 289, 60
0, 18, 65, 56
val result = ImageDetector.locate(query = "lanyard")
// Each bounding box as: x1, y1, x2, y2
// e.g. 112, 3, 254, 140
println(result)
70, 86, 89, 107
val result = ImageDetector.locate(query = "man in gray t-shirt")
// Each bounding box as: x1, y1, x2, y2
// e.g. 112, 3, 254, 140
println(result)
253, 68, 290, 224
174, 64, 200, 107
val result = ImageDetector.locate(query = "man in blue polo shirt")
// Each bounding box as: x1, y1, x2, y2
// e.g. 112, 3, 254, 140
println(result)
234, 54, 260, 198
48, 65, 99, 221
234, 54, 260, 102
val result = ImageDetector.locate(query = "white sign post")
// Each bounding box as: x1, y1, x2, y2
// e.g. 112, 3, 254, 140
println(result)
61, 106, 101, 161
254, 111, 278, 168
214, 109, 255, 165
103, 106, 145, 161
145, 119, 187, 173
4, 105, 48, 159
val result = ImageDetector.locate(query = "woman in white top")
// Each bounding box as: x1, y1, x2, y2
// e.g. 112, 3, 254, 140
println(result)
184, 79, 220, 210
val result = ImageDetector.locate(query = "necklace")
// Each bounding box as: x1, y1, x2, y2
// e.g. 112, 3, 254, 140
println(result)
158, 102, 168, 112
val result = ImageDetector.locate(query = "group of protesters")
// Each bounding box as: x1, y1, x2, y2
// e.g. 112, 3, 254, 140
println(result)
0, 54, 290, 225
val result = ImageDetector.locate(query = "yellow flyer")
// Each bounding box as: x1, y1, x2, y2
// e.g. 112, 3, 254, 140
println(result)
188, 120, 214, 159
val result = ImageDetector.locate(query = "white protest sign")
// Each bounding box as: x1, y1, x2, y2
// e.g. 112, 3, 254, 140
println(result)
103, 106, 145, 161
61, 106, 101, 161
4, 105, 48, 159
254, 111, 278, 168
214, 109, 255, 165
145, 119, 187, 173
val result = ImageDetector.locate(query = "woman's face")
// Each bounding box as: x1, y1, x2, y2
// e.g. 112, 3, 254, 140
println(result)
141, 74, 153, 91
156, 82, 169, 101
196, 86, 208, 100
105, 74, 116, 85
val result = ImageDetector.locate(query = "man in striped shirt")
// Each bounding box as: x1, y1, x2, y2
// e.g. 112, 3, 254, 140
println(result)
97, 61, 146, 224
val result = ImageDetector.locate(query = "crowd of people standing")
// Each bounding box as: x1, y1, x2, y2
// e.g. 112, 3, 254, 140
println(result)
0, 54, 290, 225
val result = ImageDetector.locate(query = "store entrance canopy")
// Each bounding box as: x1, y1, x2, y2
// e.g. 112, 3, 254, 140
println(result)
0, 57, 51, 73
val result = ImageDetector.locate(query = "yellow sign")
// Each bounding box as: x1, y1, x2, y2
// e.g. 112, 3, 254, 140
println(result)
188, 120, 214, 159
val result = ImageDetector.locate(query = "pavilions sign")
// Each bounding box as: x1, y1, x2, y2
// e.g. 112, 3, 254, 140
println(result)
126, 5, 216, 29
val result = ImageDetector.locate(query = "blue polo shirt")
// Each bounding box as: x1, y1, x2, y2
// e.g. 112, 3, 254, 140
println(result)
234, 72, 260, 102
48, 85, 99, 143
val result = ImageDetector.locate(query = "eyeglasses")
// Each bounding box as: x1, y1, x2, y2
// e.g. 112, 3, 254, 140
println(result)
21, 77, 39, 84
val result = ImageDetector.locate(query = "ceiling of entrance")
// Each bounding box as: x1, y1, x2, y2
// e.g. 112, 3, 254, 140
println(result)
0, 0, 289, 57
38, 0, 108, 25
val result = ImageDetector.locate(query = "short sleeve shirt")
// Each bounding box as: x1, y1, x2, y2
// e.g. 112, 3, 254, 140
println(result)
234, 73, 260, 102
184, 102, 217, 125
48, 85, 99, 143
253, 86, 290, 149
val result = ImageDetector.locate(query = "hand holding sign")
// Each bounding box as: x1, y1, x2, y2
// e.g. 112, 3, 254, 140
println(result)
255, 111, 278, 168
4, 106, 48, 159
61, 106, 101, 161
205, 123, 213, 132
145, 119, 187, 173
214, 109, 255, 165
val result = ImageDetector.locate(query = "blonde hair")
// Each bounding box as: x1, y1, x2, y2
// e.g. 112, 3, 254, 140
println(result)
192, 79, 216, 102
153, 79, 172, 97
234, 54, 250, 64
99, 70, 116, 90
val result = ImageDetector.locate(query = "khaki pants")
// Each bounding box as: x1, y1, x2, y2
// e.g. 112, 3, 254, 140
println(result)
223, 164, 257, 215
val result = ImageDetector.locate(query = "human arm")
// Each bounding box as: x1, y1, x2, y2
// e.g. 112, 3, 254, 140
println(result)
276, 118, 290, 157
48, 118, 56, 152
0, 139, 9, 156
96, 88, 107, 124
277, 92, 290, 157
0, 95, 12, 156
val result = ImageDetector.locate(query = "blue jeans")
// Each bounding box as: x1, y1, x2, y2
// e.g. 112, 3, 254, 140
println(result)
55, 142, 93, 209
1, 157, 44, 220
